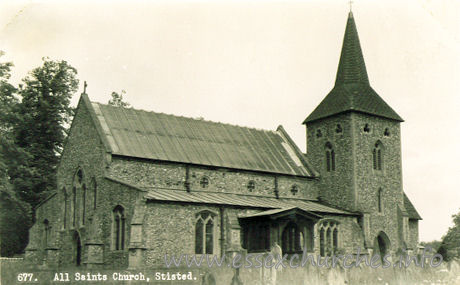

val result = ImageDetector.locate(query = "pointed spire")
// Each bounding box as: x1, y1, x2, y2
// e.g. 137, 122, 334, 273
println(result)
303, 12, 403, 124
335, 12, 369, 86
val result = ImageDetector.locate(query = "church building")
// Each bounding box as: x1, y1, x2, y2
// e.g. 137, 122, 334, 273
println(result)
26, 12, 421, 268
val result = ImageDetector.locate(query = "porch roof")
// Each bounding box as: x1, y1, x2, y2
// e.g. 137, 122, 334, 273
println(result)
238, 207, 323, 220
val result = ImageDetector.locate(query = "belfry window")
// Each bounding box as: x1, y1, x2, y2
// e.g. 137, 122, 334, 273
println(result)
195, 211, 215, 254
319, 220, 339, 256
373, 141, 383, 170
325, 142, 336, 172
113, 205, 125, 250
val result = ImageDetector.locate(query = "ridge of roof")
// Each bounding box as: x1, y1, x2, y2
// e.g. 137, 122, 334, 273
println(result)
93, 101, 278, 135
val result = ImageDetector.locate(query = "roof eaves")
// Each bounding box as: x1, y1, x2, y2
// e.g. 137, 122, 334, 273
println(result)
110, 153, 314, 178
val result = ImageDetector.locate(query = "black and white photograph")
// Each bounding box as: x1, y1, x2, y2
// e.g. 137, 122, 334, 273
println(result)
0, 0, 459, 284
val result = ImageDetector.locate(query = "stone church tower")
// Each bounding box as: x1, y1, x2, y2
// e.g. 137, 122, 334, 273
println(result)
304, 12, 412, 252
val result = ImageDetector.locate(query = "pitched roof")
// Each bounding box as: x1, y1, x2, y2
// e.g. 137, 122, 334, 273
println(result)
85, 95, 316, 177
404, 193, 422, 220
304, 12, 403, 123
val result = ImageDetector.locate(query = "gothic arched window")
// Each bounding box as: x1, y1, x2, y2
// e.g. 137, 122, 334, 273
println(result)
325, 142, 336, 172
195, 211, 215, 254
318, 220, 339, 256
72, 186, 76, 227
373, 141, 383, 170
72, 168, 85, 227
282, 222, 303, 254
113, 205, 125, 250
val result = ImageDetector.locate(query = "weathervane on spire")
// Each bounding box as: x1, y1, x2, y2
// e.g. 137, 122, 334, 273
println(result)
349, 0, 353, 12
83, 81, 87, 94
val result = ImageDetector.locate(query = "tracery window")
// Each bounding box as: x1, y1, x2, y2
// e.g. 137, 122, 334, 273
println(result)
195, 211, 215, 254
319, 220, 339, 256
113, 205, 125, 250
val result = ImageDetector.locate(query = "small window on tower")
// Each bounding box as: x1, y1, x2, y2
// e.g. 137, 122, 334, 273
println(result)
335, 124, 343, 134
384, 128, 390, 137
316, 129, 323, 138
363, 124, 370, 133
247, 180, 255, 192
200, 176, 209, 188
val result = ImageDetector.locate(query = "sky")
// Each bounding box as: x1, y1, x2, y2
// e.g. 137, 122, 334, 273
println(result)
0, 0, 459, 242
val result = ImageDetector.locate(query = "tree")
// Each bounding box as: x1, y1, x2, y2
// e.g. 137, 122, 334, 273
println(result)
438, 209, 460, 261
0, 179, 32, 256
108, 90, 130, 107
6, 58, 79, 208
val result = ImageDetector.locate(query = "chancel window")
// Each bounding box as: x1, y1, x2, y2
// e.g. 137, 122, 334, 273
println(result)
282, 222, 304, 254
72, 168, 85, 227
373, 141, 383, 170
113, 205, 125, 250
325, 142, 336, 172
319, 220, 339, 256
195, 211, 215, 254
